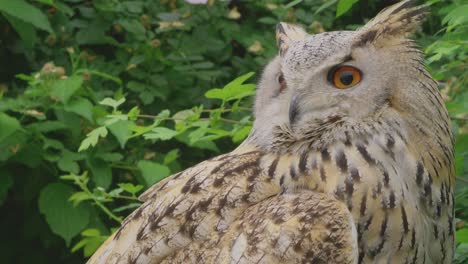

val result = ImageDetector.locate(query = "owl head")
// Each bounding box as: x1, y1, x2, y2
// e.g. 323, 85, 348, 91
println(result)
251, 0, 448, 152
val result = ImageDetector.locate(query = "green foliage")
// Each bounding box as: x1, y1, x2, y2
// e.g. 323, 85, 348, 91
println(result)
336, 0, 359, 18
0, 0, 466, 263
38, 182, 91, 245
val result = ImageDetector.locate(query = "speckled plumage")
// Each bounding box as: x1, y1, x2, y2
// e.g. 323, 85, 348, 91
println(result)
88, 1, 454, 263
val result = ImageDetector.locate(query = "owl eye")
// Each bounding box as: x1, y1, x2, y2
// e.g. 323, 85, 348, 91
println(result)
277, 73, 287, 92
328, 66, 362, 89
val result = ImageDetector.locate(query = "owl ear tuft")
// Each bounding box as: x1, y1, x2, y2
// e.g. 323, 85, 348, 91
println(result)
276, 22, 307, 56
354, 0, 428, 47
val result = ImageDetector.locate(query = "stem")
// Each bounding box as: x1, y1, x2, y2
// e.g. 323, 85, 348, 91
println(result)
136, 115, 241, 124
457, 176, 468, 184
77, 179, 123, 223
76, 69, 123, 86
115, 195, 140, 201
201, 107, 250, 113
111, 164, 139, 171
94, 201, 123, 222
451, 116, 468, 121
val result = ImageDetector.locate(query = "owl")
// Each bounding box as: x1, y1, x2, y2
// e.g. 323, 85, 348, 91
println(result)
88, 1, 454, 263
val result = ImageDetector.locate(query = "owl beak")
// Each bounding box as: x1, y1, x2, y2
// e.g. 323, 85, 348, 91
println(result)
289, 92, 301, 125
276, 22, 307, 57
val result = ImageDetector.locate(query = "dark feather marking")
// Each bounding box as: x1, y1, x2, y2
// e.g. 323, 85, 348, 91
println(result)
416, 162, 424, 185
268, 157, 279, 178
411, 247, 419, 264
388, 191, 396, 208
411, 229, 416, 249
380, 213, 388, 237
360, 194, 367, 217
345, 179, 354, 197
335, 151, 348, 173
350, 168, 361, 182
210, 160, 231, 175
390, 0, 417, 16
364, 215, 373, 231
356, 144, 376, 165
290, 166, 298, 179
280, 174, 285, 186
383, 170, 390, 187
216, 195, 228, 216
181, 176, 197, 193
398, 235, 404, 250
344, 132, 352, 146
401, 205, 409, 233
433, 224, 439, 239
320, 166, 326, 182
321, 148, 330, 161
354, 29, 377, 47
298, 152, 308, 173
358, 251, 365, 264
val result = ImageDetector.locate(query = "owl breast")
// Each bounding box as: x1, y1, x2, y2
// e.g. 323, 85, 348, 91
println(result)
269, 116, 454, 264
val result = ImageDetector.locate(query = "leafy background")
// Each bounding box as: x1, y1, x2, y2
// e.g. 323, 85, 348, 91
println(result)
0, 0, 466, 263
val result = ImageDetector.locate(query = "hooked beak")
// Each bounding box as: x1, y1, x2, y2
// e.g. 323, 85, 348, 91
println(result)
289, 92, 301, 125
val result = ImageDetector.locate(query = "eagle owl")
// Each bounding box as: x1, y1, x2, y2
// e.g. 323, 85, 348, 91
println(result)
88, 1, 454, 263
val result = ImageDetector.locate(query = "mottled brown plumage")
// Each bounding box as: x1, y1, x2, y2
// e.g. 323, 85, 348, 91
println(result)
88, 1, 454, 263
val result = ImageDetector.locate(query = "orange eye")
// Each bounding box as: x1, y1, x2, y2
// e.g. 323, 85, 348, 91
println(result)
329, 66, 362, 89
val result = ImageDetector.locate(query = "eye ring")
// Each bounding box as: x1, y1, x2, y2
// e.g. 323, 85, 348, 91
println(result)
328, 66, 362, 89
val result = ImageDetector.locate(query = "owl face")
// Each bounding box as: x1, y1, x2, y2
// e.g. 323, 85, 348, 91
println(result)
281, 30, 397, 126
273, 1, 430, 136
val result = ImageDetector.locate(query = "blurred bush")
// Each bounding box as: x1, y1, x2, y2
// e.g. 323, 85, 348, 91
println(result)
0, 0, 466, 263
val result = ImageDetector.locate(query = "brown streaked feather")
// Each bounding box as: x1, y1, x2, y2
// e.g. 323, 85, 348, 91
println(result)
354, 0, 428, 47
161, 191, 357, 264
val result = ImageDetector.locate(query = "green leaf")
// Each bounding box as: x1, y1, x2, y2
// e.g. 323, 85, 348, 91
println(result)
99, 97, 125, 111
42, 137, 64, 150
143, 127, 178, 141
127, 106, 140, 121
336, 0, 359, 17
118, 19, 146, 37
57, 150, 84, 173
3, 13, 37, 49
68, 191, 92, 207
163, 149, 180, 165
50, 75, 84, 104
122, 1, 144, 13
113, 202, 141, 213
258, 17, 277, 25
137, 161, 170, 187
0, 0, 53, 32
285, 0, 304, 9
457, 228, 468, 243
0, 113, 21, 143
81, 228, 100, 237
108, 120, 133, 148
100, 153, 123, 162
28, 121, 67, 133
0, 172, 13, 205
118, 183, 144, 195
78, 126, 108, 152
71, 229, 107, 257
205, 72, 255, 101
87, 158, 112, 189
232, 125, 252, 143
64, 97, 94, 122
454, 133, 468, 176
38, 183, 91, 245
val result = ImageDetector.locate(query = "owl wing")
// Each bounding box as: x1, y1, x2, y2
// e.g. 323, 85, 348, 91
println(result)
161, 191, 358, 264
88, 144, 357, 264
87, 145, 282, 264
